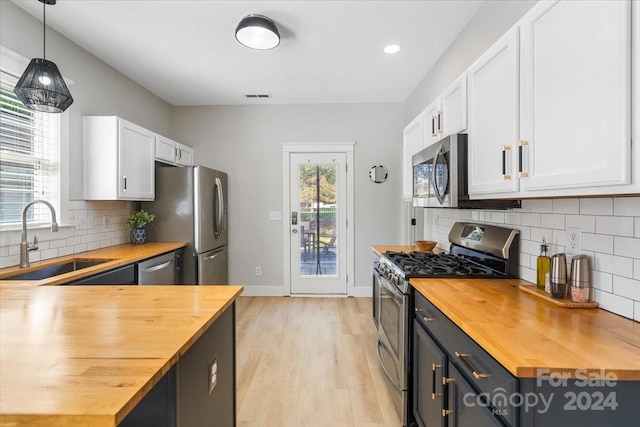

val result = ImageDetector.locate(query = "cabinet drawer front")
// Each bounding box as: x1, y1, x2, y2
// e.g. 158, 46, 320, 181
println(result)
414, 291, 518, 426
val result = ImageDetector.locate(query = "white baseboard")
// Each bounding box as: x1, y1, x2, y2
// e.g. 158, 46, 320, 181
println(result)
239, 285, 372, 298
240, 285, 286, 296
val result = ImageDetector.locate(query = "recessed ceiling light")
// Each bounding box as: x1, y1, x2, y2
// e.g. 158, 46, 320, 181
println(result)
384, 44, 401, 54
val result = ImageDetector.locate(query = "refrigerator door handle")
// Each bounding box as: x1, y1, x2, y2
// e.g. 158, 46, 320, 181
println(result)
204, 251, 222, 261
214, 176, 224, 238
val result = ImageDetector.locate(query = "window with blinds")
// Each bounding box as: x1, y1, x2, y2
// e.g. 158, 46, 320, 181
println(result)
0, 71, 60, 226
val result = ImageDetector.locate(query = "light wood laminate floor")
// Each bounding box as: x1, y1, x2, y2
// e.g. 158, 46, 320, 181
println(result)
236, 296, 401, 427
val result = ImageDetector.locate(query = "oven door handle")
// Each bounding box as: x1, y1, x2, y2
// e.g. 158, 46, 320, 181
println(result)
377, 338, 402, 391
379, 273, 403, 299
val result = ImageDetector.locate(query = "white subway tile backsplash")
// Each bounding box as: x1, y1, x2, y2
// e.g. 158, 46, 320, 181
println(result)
591, 270, 613, 292
520, 200, 532, 212
635, 218, 640, 238
582, 233, 614, 254
552, 199, 580, 214
593, 253, 634, 278
612, 276, 640, 301
505, 212, 522, 225
530, 199, 553, 213
520, 240, 540, 256
596, 216, 634, 237
565, 214, 596, 233
635, 301, 640, 322
530, 227, 552, 244
519, 266, 536, 284
522, 213, 541, 227
491, 212, 505, 224
613, 197, 640, 216
541, 214, 565, 230
635, 259, 640, 280
614, 236, 640, 259
593, 289, 634, 318
58, 246, 74, 257
580, 198, 613, 215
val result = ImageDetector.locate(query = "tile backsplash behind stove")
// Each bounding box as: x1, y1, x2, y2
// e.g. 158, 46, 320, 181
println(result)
423, 197, 640, 322
0, 201, 133, 269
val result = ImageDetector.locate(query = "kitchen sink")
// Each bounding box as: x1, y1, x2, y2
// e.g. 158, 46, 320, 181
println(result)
1, 259, 113, 281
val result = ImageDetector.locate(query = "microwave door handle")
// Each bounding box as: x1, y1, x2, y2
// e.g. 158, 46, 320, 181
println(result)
431, 145, 446, 205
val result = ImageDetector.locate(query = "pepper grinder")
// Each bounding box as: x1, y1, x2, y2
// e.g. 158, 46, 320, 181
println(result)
570, 255, 591, 303
550, 253, 568, 299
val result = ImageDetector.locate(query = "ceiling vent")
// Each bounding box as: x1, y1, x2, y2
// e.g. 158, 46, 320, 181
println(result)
244, 94, 271, 99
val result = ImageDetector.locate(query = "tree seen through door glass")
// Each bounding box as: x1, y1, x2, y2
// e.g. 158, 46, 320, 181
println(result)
298, 164, 337, 276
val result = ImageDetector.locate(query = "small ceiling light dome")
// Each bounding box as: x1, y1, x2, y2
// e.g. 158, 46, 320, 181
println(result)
384, 44, 401, 54
235, 14, 280, 50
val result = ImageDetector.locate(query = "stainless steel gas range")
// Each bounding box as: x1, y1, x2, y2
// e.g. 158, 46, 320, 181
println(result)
374, 222, 519, 426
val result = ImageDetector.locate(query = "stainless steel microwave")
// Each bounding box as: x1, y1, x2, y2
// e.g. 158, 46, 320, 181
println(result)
412, 134, 520, 209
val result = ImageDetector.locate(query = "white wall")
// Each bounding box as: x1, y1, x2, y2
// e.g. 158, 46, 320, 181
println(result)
172, 104, 403, 295
0, 1, 173, 268
403, 0, 639, 321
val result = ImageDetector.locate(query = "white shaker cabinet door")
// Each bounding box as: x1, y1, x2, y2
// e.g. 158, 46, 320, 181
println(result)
118, 119, 155, 200
519, 0, 631, 192
175, 143, 194, 166
441, 74, 467, 137
467, 26, 520, 196
402, 113, 424, 200
423, 97, 443, 148
155, 134, 177, 164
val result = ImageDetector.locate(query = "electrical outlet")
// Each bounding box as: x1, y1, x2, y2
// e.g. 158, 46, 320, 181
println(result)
208, 356, 217, 394
567, 227, 582, 254
255, 266, 262, 276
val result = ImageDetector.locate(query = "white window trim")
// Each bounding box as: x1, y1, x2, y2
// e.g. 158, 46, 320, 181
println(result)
0, 45, 72, 230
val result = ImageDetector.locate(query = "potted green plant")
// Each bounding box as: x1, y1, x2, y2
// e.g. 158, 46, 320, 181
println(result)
127, 210, 155, 244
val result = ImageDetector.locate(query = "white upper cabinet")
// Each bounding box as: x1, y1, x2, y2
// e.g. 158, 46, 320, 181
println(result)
84, 116, 155, 201
519, 0, 632, 193
155, 134, 194, 166
441, 74, 467, 137
467, 27, 520, 196
423, 97, 442, 147
402, 113, 425, 200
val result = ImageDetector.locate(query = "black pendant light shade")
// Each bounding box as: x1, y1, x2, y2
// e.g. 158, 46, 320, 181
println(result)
235, 14, 280, 50
13, 0, 73, 113
14, 58, 73, 113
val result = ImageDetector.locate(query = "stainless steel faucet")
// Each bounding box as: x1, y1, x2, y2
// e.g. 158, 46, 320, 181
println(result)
20, 200, 59, 268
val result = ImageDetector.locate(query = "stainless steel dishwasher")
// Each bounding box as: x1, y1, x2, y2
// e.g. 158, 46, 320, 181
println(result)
137, 251, 177, 285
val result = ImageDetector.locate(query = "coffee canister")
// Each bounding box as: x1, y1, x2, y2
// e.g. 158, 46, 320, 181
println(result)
550, 253, 568, 299
570, 255, 591, 303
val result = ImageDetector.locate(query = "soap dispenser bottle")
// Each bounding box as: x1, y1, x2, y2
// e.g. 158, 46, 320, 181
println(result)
536, 237, 551, 290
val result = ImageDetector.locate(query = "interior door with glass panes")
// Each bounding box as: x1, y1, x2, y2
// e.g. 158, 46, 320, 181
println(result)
289, 153, 347, 294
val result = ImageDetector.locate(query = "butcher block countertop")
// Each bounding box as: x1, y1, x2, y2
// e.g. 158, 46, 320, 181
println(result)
0, 242, 187, 286
411, 278, 640, 380
0, 284, 243, 426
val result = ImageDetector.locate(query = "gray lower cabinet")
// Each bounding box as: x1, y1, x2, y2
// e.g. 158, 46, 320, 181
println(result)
413, 291, 640, 427
177, 303, 235, 427
119, 303, 236, 426
413, 291, 516, 427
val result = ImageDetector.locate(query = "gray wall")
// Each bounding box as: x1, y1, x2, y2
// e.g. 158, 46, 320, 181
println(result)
0, 1, 173, 200
404, 0, 538, 123
172, 104, 403, 294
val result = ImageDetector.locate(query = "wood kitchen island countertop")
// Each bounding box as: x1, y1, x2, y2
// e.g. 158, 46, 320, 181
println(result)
411, 278, 640, 380
0, 284, 243, 426
0, 242, 188, 286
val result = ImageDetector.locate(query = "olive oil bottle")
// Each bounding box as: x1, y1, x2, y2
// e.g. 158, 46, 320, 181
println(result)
536, 237, 550, 290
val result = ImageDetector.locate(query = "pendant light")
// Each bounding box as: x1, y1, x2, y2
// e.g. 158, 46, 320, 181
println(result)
235, 14, 280, 50
14, 0, 73, 113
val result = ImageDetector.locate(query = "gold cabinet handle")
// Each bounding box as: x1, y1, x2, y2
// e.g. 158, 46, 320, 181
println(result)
501, 146, 512, 180
442, 409, 453, 416
518, 140, 529, 178
454, 351, 489, 379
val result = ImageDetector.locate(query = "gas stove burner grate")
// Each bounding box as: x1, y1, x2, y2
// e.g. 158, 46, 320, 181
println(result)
383, 251, 503, 278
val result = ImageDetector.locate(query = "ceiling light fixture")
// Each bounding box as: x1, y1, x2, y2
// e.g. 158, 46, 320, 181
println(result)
384, 44, 401, 54
14, 0, 73, 113
235, 14, 280, 50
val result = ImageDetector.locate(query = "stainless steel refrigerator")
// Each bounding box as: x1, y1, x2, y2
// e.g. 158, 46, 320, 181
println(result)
143, 166, 228, 285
